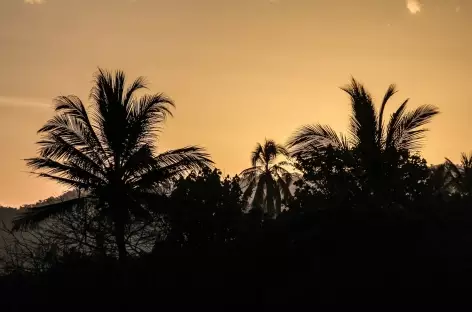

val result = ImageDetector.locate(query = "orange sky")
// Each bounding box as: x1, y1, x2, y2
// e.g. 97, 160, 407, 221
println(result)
0, 0, 471, 207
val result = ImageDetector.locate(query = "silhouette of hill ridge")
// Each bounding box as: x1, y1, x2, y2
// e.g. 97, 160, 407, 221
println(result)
0, 190, 80, 229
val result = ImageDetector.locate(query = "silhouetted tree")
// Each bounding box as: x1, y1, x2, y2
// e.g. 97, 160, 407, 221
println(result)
288, 78, 439, 207
8, 74, 472, 306
163, 168, 244, 248
12, 68, 213, 262
289, 146, 361, 211
240, 139, 294, 217
427, 164, 454, 200
445, 152, 472, 197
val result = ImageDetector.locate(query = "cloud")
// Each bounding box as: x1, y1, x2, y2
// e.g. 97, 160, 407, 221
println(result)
406, 0, 422, 14
0, 96, 49, 109
24, 0, 138, 4
24, 0, 45, 3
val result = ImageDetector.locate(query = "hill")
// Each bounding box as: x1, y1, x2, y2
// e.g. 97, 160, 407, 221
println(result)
0, 190, 80, 247
0, 206, 17, 231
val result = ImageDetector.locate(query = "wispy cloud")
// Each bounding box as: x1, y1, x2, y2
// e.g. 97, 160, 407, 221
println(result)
23, 0, 138, 4
0, 96, 50, 109
407, 0, 422, 14
24, 0, 45, 4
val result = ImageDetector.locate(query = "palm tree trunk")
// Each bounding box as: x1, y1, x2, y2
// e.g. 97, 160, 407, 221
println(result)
114, 220, 127, 264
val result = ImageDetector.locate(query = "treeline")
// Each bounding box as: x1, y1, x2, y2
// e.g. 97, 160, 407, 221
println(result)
1, 70, 471, 308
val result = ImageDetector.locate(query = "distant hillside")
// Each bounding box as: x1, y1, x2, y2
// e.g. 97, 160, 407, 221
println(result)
17, 189, 81, 211
0, 206, 17, 228
0, 189, 80, 226
0, 177, 300, 232
0, 190, 81, 248
0, 207, 18, 254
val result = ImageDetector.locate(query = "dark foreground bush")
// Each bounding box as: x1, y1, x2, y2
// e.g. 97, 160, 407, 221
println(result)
3, 208, 472, 310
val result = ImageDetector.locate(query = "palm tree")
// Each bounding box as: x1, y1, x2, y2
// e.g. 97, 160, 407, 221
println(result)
444, 152, 472, 197
240, 139, 294, 217
287, 78, 439, 204
288, 78, 439, 158
12, 68, 213, 262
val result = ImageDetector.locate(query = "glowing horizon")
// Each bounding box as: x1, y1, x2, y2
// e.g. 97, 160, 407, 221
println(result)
0, 0, 470, 207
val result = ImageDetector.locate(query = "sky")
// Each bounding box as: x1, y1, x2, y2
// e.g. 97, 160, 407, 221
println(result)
0, 0, 470, 207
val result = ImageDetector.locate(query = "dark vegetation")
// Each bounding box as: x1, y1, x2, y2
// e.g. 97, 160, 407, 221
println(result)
1, 69, 472, 308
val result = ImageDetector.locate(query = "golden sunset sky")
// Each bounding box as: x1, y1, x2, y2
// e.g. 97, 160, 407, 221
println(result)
0, 0, 470, 206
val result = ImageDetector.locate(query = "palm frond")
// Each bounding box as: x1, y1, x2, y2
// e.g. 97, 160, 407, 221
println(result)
37, 133, 106, 179
262, 139, 284, 164
52, 95, 105, 160
378, 84, 398, 145
287, 124, 347, 158
89, 68, 130, 159
12, 197, 88, 231
461, 153, 472, 194
444, 157, 470, 194
132, 146, 213, 189
39, 109, 108, 168
384, 99, 409, 149
272, 165, 293, 203
270, 164, 291, 178
123, 76, 148, 107
394, 104, 439, 150
113, 70, 126, 106
53, 95, 89, 121
430, 163, 456, 194
275, 160, 294, 168
35, 173, 92, 190
242, 177, 258, 203
339, 133, 350, 151
252, 174, 267, 211
251, 143, 264, 167
240, 166, 264, 186
124, 93, 174, 158
155, 146, 213, 171
445, 157, 462, 179
25, 157, 106, 187
341, 77, 378, 149
90, 68, 116, 111
276, 143, 290, 158
122, 145, 156, 182
276, 176, 293, 202
460, 152, 472, 169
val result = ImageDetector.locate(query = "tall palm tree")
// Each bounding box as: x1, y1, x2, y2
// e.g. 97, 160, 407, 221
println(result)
444, 152, 472, 197
287, 78, 439, 205
240, 139, 293, 217
12, 68, 213, 262
288, 78, 439, 159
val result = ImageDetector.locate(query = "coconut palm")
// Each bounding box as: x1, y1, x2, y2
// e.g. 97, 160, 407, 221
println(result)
444, 152, 472, 197
287, 78, 439, 206
12, 68, 213, 262
287, 78, 439, 159
240, 139, 294, 217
